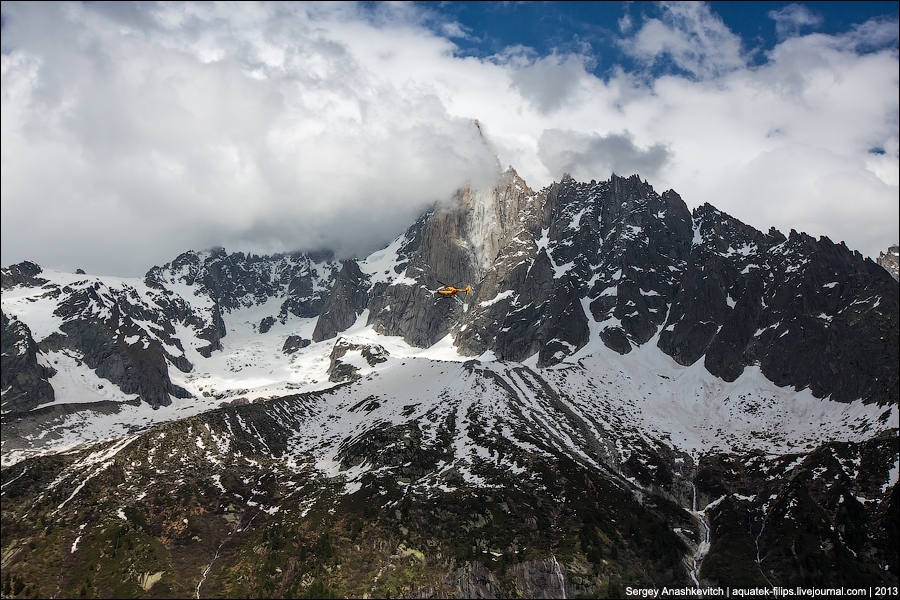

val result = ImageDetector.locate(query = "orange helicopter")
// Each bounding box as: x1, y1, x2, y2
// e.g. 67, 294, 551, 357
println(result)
434, 280, 472, 298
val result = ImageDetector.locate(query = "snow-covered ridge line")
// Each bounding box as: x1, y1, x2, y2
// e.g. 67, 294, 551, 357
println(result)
2, 250, 343, 413
4, 171, 897, 469
5, 310, 895, 470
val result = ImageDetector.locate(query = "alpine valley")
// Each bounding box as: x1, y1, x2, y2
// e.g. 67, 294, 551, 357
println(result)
2, 170, 898, 599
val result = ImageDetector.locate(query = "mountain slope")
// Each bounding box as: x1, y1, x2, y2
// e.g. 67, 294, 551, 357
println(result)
2, 169, 898, 594
319, 170, 898, 404
1, 346, 897, 596
1, 250, 339, 413
3, 170, 896, 421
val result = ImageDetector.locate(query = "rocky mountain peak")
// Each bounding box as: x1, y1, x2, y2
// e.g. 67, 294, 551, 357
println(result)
455, 167, 542, 276
310, 171, 897, 402
2, 249, 341, 411
1, 310, 56, 412
877, 244, 899, 280
0, 261, 48, 290
2, 167, 897, 597
2, 170, 896, 417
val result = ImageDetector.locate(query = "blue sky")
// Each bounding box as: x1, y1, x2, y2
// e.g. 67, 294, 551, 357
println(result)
422, 2, 898, 70
1, 2, 898, 275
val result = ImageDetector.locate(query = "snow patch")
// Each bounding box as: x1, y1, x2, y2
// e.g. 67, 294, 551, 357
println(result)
479, 290, 514, 308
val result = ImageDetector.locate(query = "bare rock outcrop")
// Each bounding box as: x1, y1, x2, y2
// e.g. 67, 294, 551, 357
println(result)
877, 244, 899, 280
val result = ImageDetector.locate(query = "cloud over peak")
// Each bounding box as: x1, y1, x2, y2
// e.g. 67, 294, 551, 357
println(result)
1, 2, 499, 274
538, 129, 672, 182
1, 2, 897, 275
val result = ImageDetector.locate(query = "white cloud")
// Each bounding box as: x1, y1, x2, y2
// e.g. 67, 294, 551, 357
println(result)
1, 2, 897, 276
768, 4, 823, 40
618, 2, 746, 79
506, 52, 591, 113
441, 21, 470, 40
1, 2, 499, 274
537, 129, 672, 182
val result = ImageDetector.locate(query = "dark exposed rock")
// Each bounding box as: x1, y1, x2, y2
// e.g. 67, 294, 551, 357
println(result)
751, 236, 898, 404
166, 352, 194, 374
703, 274, 765, 381
367, 170, 544, 350
445, 561, 501, 598
484, 251, 590, 366
307, 170, 897, 404
449, 173, 692, 362
368, 269, 462, 348
582, 177, 693, 351
258, 316, 275, 334
3, 248, 340, 413
1, 312, 56, 412
360, 344, 389, 366
282, 335, 311, 354
653, 206, 899, 404
1, 261, 48, 290
367, 244, 469, 348
697, 436, 898, 587
146, 248, 338, 352
328, 360, 359, 383
279, 250, 336, 320
658, 258, 729, 366
31, 283, 195, 409
2, 172, 896, 413
50, 319, 190, 409
312, 260, 370, 342
599, 326, 632, 355
455, 173, 896, 403
326, 338, 389, 383
877, 244, 899, 281
336, 420, 438, 475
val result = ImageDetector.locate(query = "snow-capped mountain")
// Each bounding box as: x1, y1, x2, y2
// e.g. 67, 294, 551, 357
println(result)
329, 170, 897, 404
1, 249, 340, 413
2, 170, 898, 596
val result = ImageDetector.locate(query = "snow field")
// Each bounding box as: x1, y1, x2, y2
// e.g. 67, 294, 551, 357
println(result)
3, 261, 896, 478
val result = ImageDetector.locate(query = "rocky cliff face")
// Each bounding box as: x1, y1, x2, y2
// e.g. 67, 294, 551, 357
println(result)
1, 250, 339, 411
1, 261, 49, 290
312, 260, 370, 343
145, 248, 338, 356
0, 312, 56, 412
366, 172, 543, 349
2, 165, 898, 595
316, 170, 898, 405
696, 435, 898, 587
3, 171, 896, 413
665, 207, 898, 405
877, 244, 900, 281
